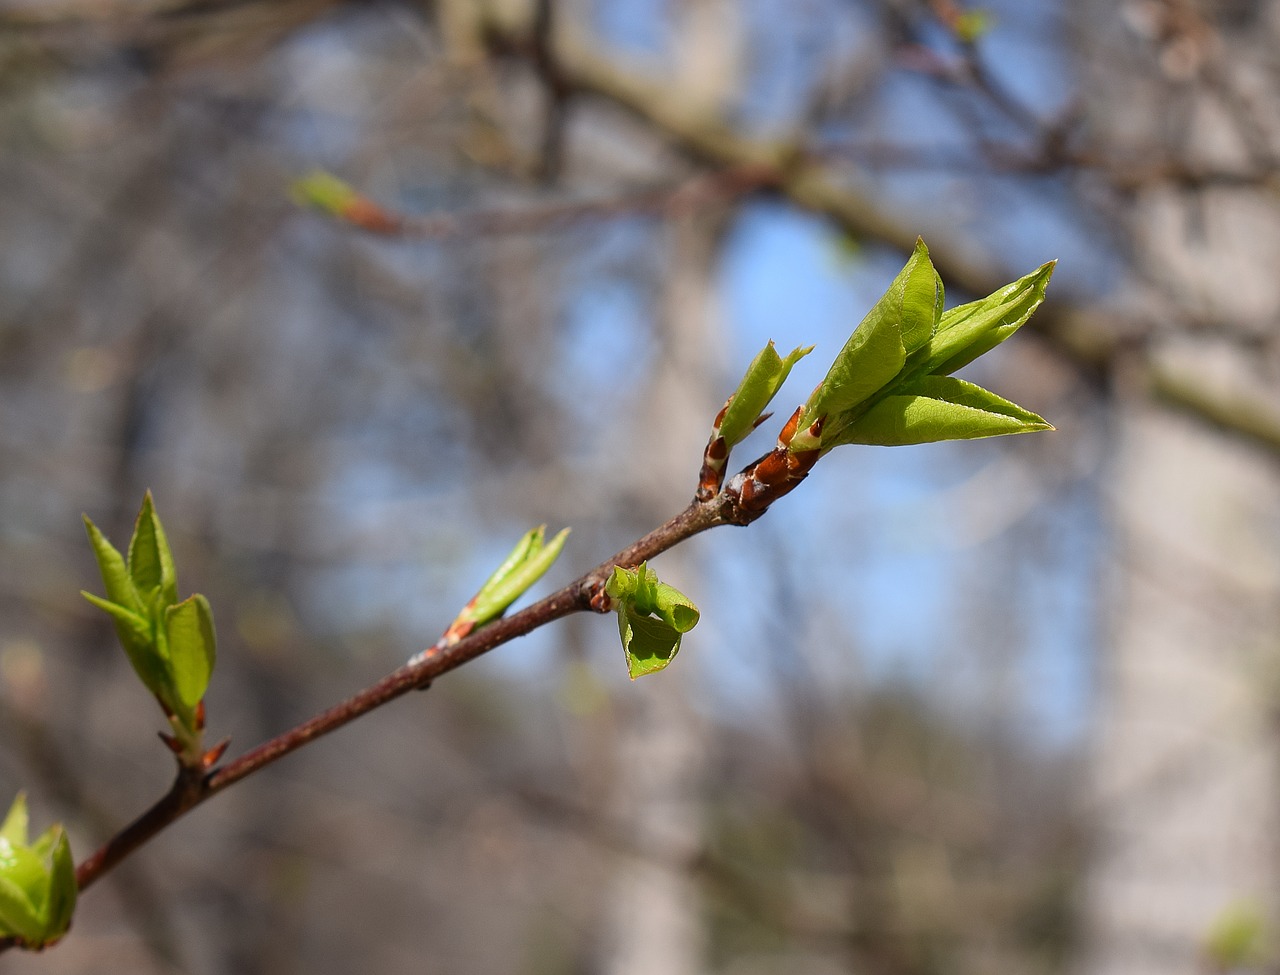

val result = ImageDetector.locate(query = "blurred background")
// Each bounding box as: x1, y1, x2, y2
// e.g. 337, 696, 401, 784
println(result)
1, 1, 1278, 973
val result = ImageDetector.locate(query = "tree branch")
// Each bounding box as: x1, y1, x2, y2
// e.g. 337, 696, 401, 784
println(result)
0, 490, 742, 954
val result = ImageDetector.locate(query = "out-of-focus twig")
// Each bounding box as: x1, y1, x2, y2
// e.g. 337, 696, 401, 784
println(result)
292, 165, 780, 239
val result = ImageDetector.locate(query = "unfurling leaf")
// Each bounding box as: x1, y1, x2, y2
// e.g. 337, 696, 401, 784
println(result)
789, 239, 1052, 454
165, 594, 217, 712
79, 591, 167, 700
82, 494, 218, 764
910, 260, 1054, 380
290, 170, 360, 216
82, 516, 143, 616
605, 563, 699, 679
699, 341, 811, 499
291, 170, 401, 233
0, 794, 77, 949
719, 341, 812, 448
0, 794, 27, 848
444, 526, 570, 643
127, 491, 177, 607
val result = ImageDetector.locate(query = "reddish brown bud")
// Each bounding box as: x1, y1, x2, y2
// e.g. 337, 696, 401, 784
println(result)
697, 436, 730, 500
341, 198, 403, 235
713, 399, 731, 428
776, 406, 804, 447
201, 738, 231, 770
441, 616, 476, 645
752, 448, 792, 488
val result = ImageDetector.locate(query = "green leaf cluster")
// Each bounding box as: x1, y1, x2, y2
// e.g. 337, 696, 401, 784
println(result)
789, 238, 1054, 452
82, 493, 216, 760
0, 794, 75, 949
452, 526, 570, 638
604, 563, 700, 679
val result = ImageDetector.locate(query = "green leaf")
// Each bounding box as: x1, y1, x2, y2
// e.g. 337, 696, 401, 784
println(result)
0, 840, 44, 899
164, 593, 217, 711
0, 805, 77, 948
831, 375, 1052, 446
0, 874, 43, 944
618, 613, 684, 679
1205, 900, 1268, 969
719, 341, 812, 447
1, 794, 27, 848
913, 260, 1055, 379
81, 592, 170, 700
954, 9, 993, 43
646, 581, 700, 633
291, 170, 359, 216
463, 526, 570, 631
898, 239, 944, 353
793, 318, 904, 451
479, 527, 542, 594
605, 564, 700, 679
43, 830, 76, 942
82, 516, 143, 615
128, 492, 178, 607
794, 241, 943, 449
79, 593, 151, 648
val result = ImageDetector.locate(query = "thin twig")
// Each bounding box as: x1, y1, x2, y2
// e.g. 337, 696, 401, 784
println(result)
320, 166, 778, 239
0, 490, 741, 950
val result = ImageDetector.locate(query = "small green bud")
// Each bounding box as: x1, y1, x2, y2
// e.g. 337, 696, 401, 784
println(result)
0, 794, 76, 949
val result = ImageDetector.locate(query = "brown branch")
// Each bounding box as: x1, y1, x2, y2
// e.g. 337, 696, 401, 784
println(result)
0, 433, 811, 956
0, 489, 755, 957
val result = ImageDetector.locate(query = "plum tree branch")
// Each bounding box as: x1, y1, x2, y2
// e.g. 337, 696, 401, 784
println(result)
0, 490, 745, 953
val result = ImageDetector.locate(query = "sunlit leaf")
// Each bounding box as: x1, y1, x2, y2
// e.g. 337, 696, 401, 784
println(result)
43, 830, 76, 942
793, 240, 942, 448
80, 592, 169, 700
291, 170, 360, 216
914, 260, 1055, 379
719, 341, 812, 448
460, 526, 570, 633
0, 794, 27, 849
0, 838, 44, 899
0, 797, 77, 948
605, 564, 700, 679
831, 375, 1052, 446
618, 613, 684, 679
0, 874, 42, 944
82, 516, 142, 615
165, 594, 217, 711
898, 239, 944, 353
127, 492, 177, 607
